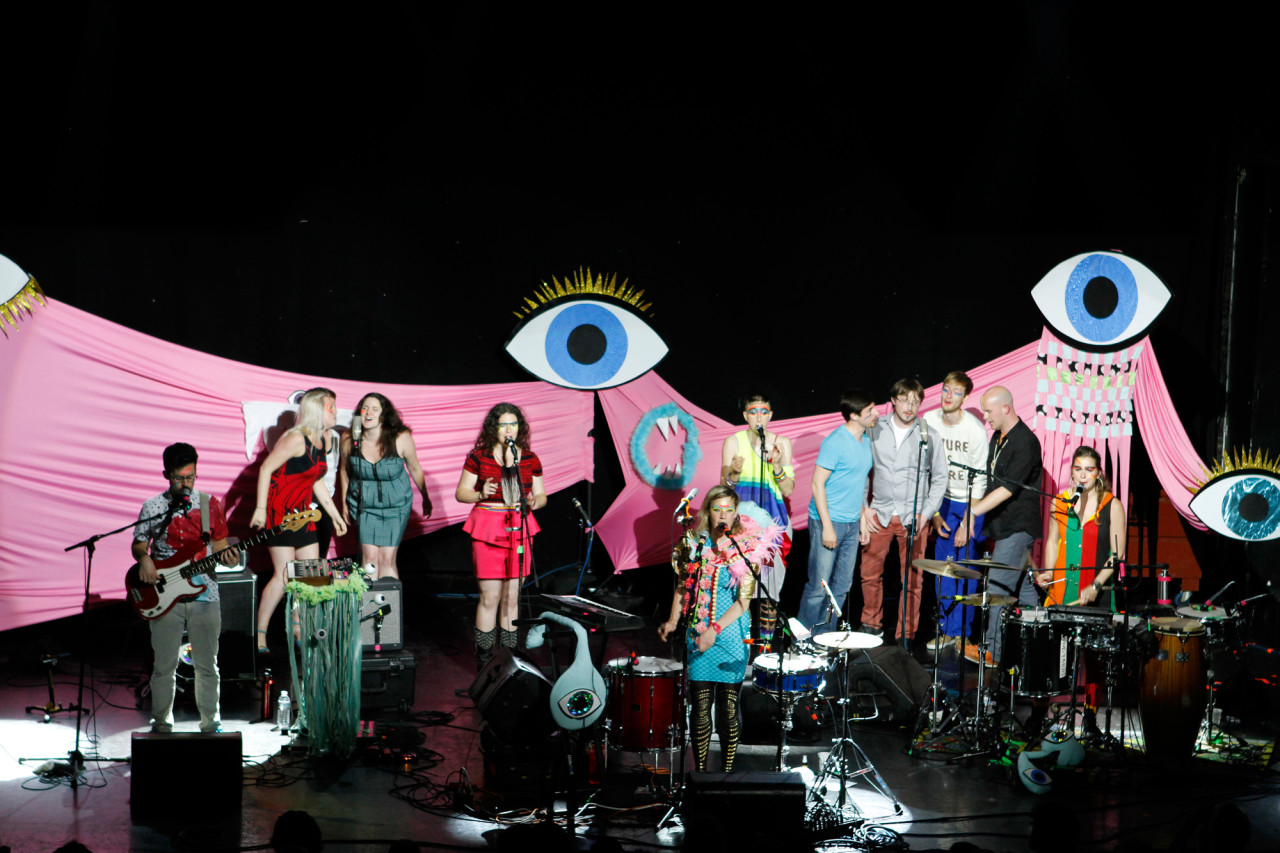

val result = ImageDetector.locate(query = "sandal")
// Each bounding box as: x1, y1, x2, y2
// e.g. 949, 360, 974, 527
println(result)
256, 629, 271, 656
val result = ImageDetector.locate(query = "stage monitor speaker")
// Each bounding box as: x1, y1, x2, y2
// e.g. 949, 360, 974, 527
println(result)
846, 644, 929, 722
358, 578, 403, 651
131, 731, 242, 821
469, 648, 554, 744
684, 771, 806, 847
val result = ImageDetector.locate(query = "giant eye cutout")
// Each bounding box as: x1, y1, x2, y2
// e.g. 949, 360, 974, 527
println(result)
1031, 251, 1170, 347
1190, 470, 1280, 542
506, 298, 668, 390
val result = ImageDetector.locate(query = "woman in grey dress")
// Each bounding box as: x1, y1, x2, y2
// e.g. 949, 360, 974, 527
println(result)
339, 393, 431, 579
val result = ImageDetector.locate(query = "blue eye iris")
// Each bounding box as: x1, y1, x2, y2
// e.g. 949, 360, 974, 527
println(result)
1064, 254, 1138, 343
1031, 251, 1171, 347
1221, 477, 1280, 541
506, 298, 668, 390
545, 303, 627, 388
1190, 470, 1280, 542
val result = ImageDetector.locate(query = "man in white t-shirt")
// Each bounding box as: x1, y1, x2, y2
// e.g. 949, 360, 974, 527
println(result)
921, 371, 989, 650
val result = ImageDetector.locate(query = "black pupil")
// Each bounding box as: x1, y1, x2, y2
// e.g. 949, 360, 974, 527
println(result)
1083, 276, 1119, 319
1238, 492, 1269, 523
567, 324, 607, 365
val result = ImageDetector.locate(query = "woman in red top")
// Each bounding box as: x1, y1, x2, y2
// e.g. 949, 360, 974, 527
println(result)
454, 403, 546, 669
250, 387, 348, 654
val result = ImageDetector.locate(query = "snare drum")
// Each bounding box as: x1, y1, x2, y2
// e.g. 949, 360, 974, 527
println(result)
1139, 618, 1206, 763
1084, 612, 1148, 654
1002, 607, 1074, 697
1176, 605, 1240, 654
752, 652, 828, 695
605, 656, 683, 751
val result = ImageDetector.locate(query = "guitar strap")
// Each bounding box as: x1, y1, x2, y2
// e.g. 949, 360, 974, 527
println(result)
199, 491, 211, 547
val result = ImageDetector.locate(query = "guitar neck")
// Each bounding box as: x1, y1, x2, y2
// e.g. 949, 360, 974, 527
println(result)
177, 521, 296, 580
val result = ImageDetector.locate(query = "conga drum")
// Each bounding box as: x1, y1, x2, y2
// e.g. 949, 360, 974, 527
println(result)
1139, 617, 1206, 763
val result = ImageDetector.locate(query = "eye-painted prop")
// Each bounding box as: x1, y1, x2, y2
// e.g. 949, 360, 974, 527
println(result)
506, 268, 667, 390
1191, 451, 1280, 542
0, 252, 47, 337
1031, 251, 1170, 347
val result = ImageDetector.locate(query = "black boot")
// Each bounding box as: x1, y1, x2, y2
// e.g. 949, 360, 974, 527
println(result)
499, 627, 518, 650
474, 627, 497, 672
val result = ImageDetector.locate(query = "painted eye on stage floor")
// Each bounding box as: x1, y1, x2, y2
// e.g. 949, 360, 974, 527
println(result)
1190, 470, 1280, 541
1031, 251, 1170, 347
506, 298, 668, 390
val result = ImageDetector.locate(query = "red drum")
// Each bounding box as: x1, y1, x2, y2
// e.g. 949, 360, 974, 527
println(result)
606, 656, 682, 750
1139, 618, 1206, 763
1002, 607, 1074, 697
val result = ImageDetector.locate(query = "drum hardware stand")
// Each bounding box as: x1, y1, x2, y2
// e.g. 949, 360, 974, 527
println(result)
950, 571, 1008, 760
910, 603, 963, 745
807, 641, 901, 826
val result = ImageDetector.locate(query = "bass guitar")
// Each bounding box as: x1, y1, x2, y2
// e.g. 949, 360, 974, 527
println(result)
125, 508, 319, 620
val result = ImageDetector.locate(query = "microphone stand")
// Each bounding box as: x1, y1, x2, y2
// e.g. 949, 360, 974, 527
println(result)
657, 522, 702, 835
900, 425, 927, 651
724, 526, 795, 771
22, 504, 179, 785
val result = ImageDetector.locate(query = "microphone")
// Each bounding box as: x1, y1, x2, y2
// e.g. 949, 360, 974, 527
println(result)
715, 522, 728, 536
1069, 485, 1084, 507
570, 497, 593, 531
1237, 593, 1269, 608
177, 487, 193, 513
673, 487, 699, 520
756, 425, 766, 441
919, 418, 929, 449
820, 579, 843, 619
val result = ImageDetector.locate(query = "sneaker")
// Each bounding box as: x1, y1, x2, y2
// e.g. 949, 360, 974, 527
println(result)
925, 635, 955, 651
858, 623, 884, 638
962, 644, 998, 667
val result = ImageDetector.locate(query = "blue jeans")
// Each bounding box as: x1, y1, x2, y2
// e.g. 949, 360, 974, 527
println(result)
932, 497, 984, 639
980, 531, 1037, 662
798, 514, 862, 632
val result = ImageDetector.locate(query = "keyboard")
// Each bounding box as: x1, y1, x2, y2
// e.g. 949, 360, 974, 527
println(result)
538, 594, 644, 633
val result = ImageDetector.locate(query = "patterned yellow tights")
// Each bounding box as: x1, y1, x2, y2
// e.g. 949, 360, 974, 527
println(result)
689, 681, 742, 772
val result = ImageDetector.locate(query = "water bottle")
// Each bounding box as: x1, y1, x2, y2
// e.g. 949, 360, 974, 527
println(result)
277, 690, 292, 733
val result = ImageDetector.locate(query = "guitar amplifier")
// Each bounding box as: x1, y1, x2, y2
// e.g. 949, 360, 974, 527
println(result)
359, 578, 403, 652
214, 569, 257, 682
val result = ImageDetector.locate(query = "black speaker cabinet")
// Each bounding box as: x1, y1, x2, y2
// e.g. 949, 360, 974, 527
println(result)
130, 731, 242, 821
469, 648, 554, 744
359, 578, 403, 651
360, 650, 416, 716
684, 771, 806, 846
215, 569, 257, 682
845, 644, 929, 721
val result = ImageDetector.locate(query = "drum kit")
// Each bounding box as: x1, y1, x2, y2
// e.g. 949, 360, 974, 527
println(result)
909, 555, 1253, 765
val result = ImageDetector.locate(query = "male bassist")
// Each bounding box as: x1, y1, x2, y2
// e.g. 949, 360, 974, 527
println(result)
133, 443, 239, 733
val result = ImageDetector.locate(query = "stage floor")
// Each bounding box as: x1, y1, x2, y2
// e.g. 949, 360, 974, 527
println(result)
2, 592, 1278, 852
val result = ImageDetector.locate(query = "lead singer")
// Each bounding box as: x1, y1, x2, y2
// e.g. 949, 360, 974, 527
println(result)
455, 403, 546, 670
660, 485, 782, 772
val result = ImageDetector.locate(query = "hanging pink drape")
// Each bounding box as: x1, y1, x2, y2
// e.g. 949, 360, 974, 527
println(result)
0, 300, 594, 630
594, 329, 1207, 572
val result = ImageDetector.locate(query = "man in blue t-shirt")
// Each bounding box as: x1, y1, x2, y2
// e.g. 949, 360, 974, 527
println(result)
797, 389, 879, 633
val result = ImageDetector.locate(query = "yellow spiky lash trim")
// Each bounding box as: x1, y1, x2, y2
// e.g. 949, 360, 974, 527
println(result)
1192, 448, 1280, 493
512, 267, 652, 319
0, 276, 48, 336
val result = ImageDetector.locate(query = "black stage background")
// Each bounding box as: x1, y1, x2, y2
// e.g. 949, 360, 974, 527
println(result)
4, 5, 1279, 613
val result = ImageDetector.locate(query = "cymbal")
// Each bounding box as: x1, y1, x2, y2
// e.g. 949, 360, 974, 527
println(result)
953, 558, 1019, 572
912, 558, 982, 580
953, 593, 1017, 608
813, 631, 884, 652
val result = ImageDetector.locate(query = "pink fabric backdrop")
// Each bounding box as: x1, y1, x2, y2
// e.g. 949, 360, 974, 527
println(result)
594, 329, 1207, 572
0, 301, 1207, 630
0, 300, 594, 630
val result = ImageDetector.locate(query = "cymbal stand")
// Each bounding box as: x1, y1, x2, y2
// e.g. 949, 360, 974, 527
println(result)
910, 604, 962, 745
808, 644, 902, 825
951, 574, 1005, 759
